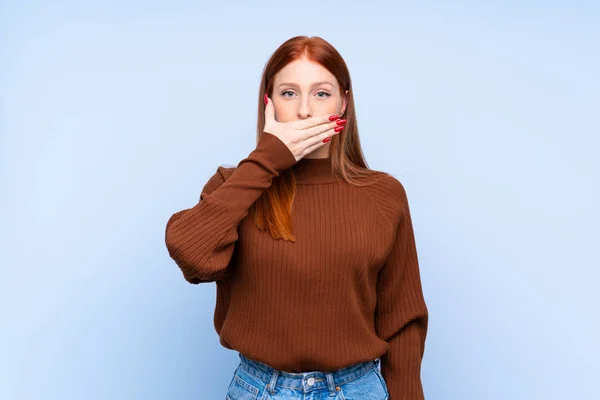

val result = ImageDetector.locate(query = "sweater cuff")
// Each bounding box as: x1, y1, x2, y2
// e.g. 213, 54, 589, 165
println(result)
246, 132, 297, 172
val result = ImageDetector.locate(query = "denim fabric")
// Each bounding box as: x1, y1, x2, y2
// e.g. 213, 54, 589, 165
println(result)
225, 353, 389, 400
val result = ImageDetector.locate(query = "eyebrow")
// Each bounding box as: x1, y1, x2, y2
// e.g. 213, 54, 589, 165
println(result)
277, 81, 335, 88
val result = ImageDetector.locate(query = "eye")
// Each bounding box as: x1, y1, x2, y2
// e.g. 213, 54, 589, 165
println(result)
281, 90, 296, 98
316, 91, 331, 99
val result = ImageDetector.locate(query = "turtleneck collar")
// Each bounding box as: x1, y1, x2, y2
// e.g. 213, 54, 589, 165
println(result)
291, 156, 340, 184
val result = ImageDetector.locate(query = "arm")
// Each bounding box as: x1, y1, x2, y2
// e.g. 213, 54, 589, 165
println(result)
164, 132, 297, 284
375, 182, 429, 400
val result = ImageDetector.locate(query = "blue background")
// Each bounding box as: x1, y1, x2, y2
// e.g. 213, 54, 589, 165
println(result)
1, 1, 598, 399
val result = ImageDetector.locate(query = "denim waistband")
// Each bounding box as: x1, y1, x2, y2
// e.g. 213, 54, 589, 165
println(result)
238, 353, 380, 393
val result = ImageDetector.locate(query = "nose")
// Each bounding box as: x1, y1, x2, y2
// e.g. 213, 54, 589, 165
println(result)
297, 100, 312, 119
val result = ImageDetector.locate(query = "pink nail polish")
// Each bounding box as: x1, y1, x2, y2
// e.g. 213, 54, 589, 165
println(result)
264, 93, 268, 105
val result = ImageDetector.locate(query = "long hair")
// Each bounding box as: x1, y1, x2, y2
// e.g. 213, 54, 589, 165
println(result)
251, 36, 386, 242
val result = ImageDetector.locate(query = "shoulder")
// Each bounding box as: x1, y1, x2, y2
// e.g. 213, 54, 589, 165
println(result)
361, 170, 410, 227
216, 165, 236, 180
200, 164, 237, 199
361, 169, 408, 204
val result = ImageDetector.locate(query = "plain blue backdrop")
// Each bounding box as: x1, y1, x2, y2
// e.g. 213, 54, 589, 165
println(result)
1, 1, 598, 399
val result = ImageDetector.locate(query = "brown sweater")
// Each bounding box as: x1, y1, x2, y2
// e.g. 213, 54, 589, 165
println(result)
165, 132, 429, 400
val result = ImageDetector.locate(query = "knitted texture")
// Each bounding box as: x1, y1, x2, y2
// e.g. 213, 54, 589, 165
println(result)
165, 132, 428, 400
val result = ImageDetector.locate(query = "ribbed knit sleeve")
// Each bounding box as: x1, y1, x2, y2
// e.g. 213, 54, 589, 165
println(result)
164, 132, 297, 284
374, 178, 429, 400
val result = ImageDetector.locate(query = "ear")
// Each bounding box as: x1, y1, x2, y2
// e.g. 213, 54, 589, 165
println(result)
340, 89, 349, 116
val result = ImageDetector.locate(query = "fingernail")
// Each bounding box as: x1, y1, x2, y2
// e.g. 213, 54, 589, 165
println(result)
264, 93, 268, 105
328, 115, 339, 121
334, 125, 344, 132
322, 137, 331, 143
336, 119, 347, 125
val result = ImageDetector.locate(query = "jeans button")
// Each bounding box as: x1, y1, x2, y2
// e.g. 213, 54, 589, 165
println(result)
307, 377, 315, 386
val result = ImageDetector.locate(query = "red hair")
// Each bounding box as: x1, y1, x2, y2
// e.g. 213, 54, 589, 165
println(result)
251, 36, 386, 241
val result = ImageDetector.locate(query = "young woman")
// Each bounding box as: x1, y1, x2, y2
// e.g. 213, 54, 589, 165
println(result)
165, 35, 429, 400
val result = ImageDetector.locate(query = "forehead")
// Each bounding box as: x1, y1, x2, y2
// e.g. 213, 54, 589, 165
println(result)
274, 58, 337, 87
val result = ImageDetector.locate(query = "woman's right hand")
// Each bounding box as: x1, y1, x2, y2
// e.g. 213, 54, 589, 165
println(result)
263, 94, 346, 162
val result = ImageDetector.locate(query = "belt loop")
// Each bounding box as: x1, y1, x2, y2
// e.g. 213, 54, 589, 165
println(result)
326, 372, 337, 395
267, 369, 279, 394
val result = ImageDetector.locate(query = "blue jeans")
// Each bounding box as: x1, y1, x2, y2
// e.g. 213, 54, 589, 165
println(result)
226, 353, 389, 400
